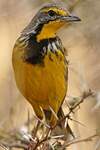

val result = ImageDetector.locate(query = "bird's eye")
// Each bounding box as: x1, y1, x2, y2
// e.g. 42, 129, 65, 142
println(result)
48, 10, 56, 17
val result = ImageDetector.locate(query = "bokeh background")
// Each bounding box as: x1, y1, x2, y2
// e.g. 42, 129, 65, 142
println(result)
0, 0, 100, 149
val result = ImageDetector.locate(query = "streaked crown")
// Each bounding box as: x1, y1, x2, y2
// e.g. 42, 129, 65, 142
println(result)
22, 3, 81, 41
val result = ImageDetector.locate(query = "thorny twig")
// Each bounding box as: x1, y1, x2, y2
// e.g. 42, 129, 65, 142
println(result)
0, 142, 28, 150
63, 133, 99, 148
33, 90, 95, 149
0, 89, 96, 150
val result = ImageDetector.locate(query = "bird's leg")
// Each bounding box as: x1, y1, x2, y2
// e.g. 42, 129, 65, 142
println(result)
49, 105, 58, 129
28, 121, 40, 150
32, 120, 40, 138
41, 120, 51, 139
44, 127, 51, 139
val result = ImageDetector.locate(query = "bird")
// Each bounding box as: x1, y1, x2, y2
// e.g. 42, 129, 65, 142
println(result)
12, 3, 80, 129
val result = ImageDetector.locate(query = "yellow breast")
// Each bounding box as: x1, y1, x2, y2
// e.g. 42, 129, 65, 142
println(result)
12, 46, 67, 111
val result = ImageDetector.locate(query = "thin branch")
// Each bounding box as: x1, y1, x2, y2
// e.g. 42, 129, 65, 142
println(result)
0, 142, 28, 150
63, 134, 99, 148
69, 116, 87, 128
33, 114, 50, 129
0, 143, 8, 150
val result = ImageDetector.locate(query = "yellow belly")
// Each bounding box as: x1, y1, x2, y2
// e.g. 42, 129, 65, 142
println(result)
12, 48, 67, 121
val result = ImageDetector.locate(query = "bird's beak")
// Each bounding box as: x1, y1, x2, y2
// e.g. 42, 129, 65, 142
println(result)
61, 15, 81, 22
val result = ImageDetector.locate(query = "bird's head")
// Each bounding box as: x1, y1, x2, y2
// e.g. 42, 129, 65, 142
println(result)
22, 3, 81, 42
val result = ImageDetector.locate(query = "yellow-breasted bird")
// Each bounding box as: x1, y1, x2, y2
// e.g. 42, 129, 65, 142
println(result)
12, 3, 80, 128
